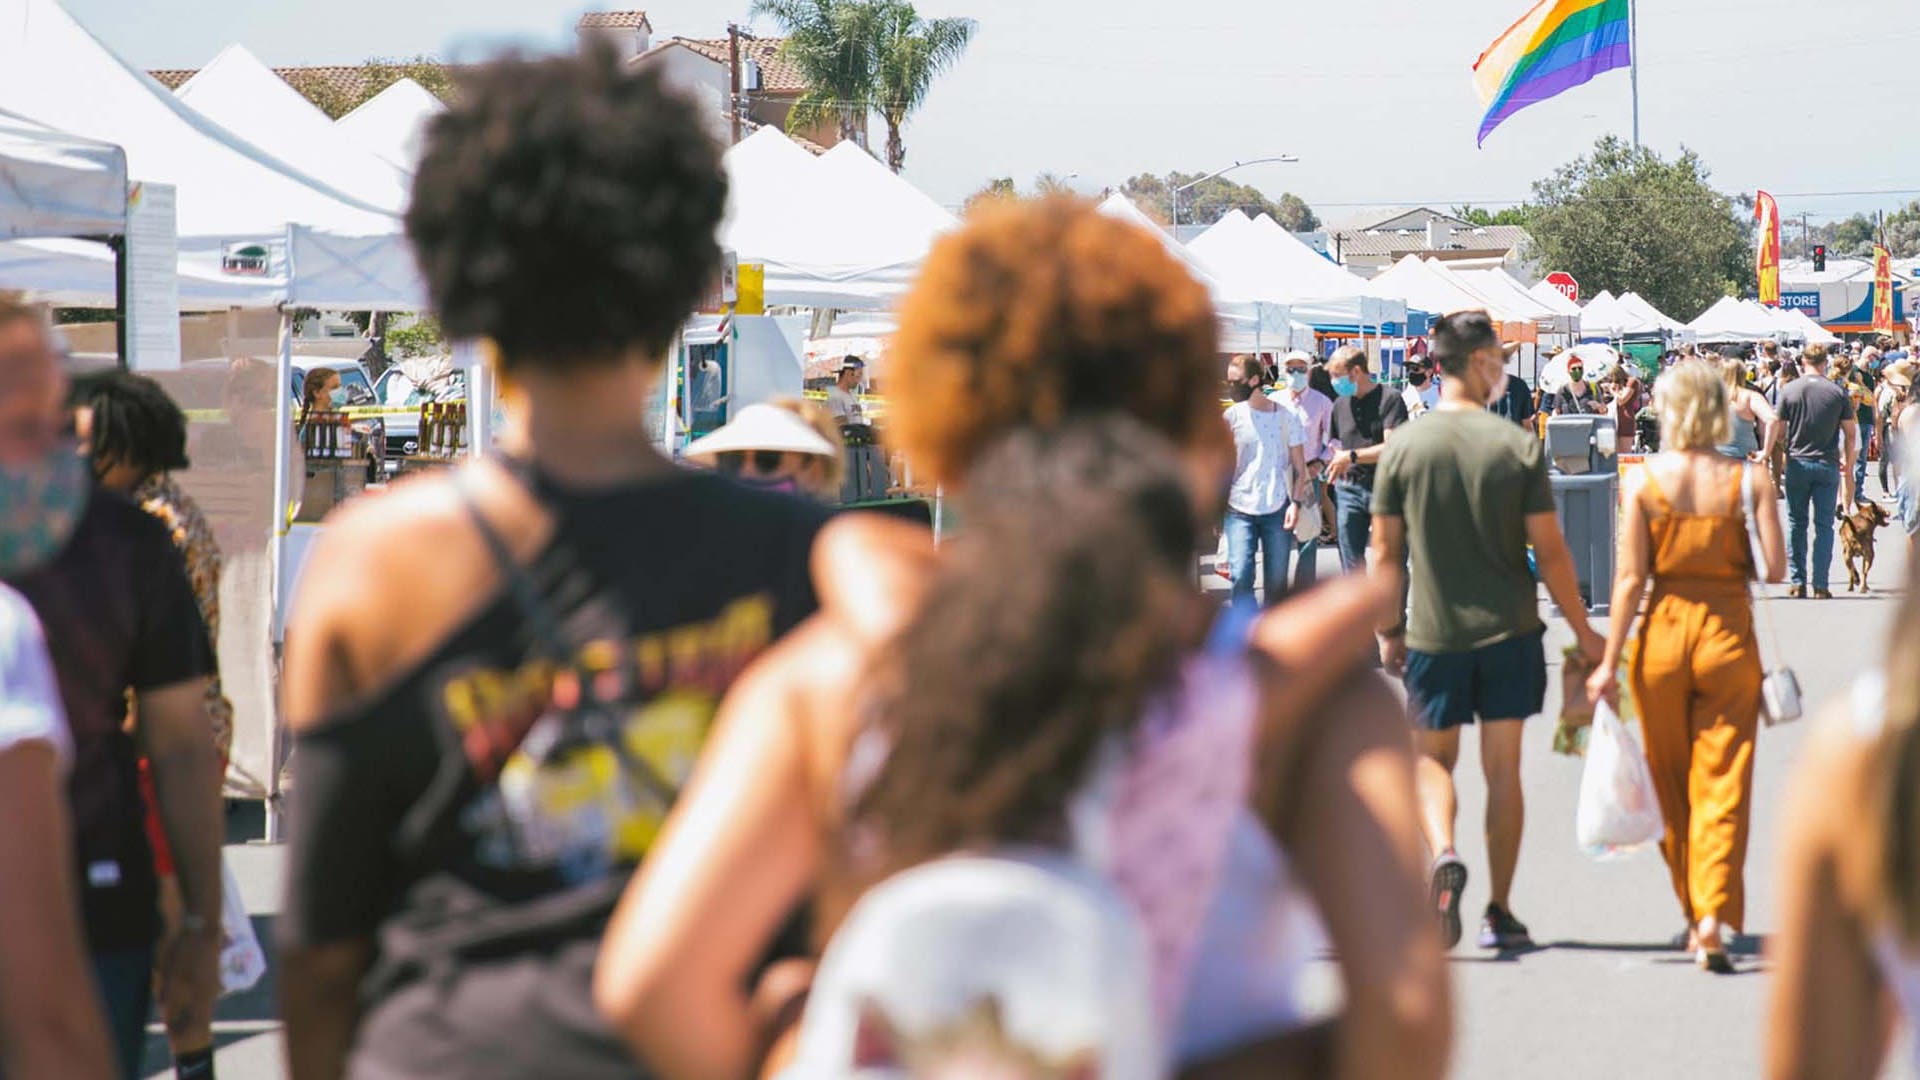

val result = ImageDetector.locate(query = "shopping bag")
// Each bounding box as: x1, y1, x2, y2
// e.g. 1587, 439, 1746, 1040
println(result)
1574, 700, 1663, 857
219, 858, 266, 996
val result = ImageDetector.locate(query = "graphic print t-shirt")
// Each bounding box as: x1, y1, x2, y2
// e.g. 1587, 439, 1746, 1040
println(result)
281, 470, 828, 1078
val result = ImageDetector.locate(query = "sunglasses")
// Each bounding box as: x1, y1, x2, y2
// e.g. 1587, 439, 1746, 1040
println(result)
715, 450, 790, 476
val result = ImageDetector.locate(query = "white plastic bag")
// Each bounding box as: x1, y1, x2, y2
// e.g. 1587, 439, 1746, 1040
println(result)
1574, 700, 1663, 857
219, 858, 266, 996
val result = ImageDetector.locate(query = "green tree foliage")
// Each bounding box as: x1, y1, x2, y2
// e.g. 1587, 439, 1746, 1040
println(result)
1523, 136, 1751, 321
285, 56, 455, 120
755, 0, 974, 168
385, 315, 444, 359
961, 176, 1017, 215
1119, 172, 1318, 231
1802, 203, 1920, 258
871, 1, 976, 173
1453, 204, 1532, 227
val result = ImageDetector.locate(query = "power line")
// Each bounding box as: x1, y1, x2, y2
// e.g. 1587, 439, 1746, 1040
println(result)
1306, 188, 1920, 209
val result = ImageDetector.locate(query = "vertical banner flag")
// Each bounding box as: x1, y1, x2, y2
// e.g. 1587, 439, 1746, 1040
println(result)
1754, 191, 1781, 306
1473, 0, 1633, 146
1873, 245, 1895, 334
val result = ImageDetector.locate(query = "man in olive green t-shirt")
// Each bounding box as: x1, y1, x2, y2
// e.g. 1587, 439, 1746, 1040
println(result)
1370, 310, 1604, 955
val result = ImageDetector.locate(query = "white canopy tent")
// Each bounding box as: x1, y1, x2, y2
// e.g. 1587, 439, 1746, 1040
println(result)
721, 129, 951, 311
1187, 210, 1404, 331
1527, 279, 1584, 318
1617, 292, 1686, 334
334, 77, 443, 176
1365, 255, 1513, 319
1094, 194, 1302, 352
1688, 296, 1787, 343
176, 44, 413, 215
1456, 267, 1563, 323
0, 108, 125, 239
1784, 308, 1840, 346
1579, 290, 1656, 338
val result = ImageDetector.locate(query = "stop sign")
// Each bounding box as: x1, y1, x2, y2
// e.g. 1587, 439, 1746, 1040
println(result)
1546, 272, 1580, 304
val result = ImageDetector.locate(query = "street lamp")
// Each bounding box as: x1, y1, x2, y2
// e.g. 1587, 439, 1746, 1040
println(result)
1173, 156, 1300, 227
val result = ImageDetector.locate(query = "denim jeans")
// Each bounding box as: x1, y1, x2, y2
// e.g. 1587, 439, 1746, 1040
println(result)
1225, 508, 1292, 609
91, 945, 153, 1080
1785, 458, 1841, 591
1332, 481, 1374, 574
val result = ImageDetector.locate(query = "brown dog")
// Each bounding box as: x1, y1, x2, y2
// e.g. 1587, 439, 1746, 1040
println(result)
1838, 501, 1892, 592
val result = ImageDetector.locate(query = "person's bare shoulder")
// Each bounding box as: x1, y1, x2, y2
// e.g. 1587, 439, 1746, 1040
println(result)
811, 512, 936, 647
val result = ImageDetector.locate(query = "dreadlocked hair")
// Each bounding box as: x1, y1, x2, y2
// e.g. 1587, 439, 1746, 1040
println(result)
848, 417, 1201, 883
1874, 436, 1920, 944
69, 368, 189, 477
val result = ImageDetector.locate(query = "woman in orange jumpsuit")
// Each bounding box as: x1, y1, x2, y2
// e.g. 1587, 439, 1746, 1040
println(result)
1588, 359, 1786, 973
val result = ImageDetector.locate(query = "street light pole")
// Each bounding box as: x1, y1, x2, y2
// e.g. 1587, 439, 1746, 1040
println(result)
1172, 155, 1300, 228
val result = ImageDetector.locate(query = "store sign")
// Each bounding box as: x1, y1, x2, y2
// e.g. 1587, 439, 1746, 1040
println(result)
1545, 271, 1579, 303
1779, 291, 1821, 315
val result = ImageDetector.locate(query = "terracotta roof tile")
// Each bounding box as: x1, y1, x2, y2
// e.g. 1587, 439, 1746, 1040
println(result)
147, 69, 196, 90
577, 11, 652, 30
149, 65, 457, 111
672, 37, 809, 95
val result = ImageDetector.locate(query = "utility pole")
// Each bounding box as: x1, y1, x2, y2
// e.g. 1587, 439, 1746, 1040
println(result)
1802, 212, 1810, 260
728, 23, 744, 146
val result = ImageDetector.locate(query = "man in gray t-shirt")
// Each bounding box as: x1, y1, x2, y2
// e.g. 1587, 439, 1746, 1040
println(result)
1776, 344, 1858, 597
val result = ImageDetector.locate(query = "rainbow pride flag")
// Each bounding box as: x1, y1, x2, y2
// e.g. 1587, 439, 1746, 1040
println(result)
1473, 0, 1632, 146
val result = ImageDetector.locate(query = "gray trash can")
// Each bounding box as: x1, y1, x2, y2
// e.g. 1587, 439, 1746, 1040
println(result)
1549, 472, 1618, 615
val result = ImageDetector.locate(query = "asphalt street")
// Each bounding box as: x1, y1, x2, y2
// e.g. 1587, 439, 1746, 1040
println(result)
166, 491, 1916, 1080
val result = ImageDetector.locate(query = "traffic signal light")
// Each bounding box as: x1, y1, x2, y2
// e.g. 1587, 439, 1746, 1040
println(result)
1813, 245, 1827, 272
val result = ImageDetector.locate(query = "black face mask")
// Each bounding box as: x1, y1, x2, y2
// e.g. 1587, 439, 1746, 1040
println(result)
1408, 371, 1430, 387
1228, 379, 1257, 403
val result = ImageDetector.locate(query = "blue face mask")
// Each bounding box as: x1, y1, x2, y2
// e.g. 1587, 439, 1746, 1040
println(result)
1286, 371, 1309, 392
1331, 376, 1358, 398
0, 441, 89, 576
328, 387, 349, 408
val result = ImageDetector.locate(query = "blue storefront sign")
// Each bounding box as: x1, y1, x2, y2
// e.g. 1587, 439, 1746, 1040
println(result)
1780, 291, 1821, 315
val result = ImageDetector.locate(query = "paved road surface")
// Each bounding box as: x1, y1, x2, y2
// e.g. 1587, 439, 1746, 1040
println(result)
162, 501, 1916, 1079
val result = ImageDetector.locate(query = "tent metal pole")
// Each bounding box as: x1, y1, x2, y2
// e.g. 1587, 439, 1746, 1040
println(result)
112, 234, 128, 368
263, 306, 294, 844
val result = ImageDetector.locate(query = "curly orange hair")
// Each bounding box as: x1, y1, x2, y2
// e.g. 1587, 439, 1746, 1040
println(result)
886, 197, 1221, 484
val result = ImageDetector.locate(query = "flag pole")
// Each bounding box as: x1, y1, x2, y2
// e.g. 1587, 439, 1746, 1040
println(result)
1628, 0, 1641, 148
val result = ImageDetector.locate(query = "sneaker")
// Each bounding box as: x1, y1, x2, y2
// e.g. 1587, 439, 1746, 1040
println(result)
1478, 903, 1534, 951
1787, 585, 1806, 599
1813, 588, 1833, 599
1430, 852, 1468, 949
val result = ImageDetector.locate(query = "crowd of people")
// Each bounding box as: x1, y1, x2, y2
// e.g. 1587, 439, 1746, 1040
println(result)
6, 41, 1920, 1080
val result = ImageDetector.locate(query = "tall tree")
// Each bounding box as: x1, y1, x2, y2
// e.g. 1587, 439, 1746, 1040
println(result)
1452, 204, 1532, 227
1273, 192, 1320, 232
871, 1, 976, 173
1524, 136, 1751, 321
962, 176, 1017, 215
1119, 171, 1318, 231
754, 0, 887, 147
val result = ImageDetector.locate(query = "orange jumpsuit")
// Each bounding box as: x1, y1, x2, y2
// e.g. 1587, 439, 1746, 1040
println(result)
1628, 465, 1763, 932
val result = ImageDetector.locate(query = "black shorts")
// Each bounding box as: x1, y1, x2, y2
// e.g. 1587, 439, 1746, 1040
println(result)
1404, 629, 1548, 731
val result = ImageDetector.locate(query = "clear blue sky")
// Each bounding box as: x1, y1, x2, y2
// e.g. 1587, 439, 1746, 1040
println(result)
68, 0, 1920, 224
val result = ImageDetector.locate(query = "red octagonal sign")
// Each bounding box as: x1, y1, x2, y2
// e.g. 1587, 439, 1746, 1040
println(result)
1545, 272, 1580, 304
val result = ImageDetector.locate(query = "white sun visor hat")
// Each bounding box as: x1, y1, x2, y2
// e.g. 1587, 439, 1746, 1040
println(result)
683, 404, 839, 463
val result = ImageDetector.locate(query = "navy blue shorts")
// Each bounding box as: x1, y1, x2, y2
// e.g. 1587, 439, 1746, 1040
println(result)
1404, 629, 1548, 731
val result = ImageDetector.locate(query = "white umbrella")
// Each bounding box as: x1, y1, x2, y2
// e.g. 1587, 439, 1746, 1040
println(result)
1539, 344, 1619, 395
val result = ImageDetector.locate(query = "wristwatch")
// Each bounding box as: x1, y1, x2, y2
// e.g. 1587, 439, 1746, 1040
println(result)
1347, 449, 1359, 468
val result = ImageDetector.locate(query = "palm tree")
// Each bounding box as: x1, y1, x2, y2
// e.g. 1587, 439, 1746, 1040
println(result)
872, 1, 976, 173
753, 0, 887, 147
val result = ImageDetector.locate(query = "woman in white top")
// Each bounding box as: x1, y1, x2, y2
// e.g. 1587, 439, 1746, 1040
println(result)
1769, 435, 1920, 1077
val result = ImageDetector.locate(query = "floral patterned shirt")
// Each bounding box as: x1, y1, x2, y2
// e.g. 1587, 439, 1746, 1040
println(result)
135, 474, 234, 757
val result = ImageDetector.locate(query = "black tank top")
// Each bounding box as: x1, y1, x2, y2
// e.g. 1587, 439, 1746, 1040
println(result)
280, 463, 828, 1077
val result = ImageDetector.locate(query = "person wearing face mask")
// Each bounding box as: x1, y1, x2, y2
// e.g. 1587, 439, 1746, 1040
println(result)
686, 402, 844, 501
0, 300, 119, 1080
1221, 354, 1309, 609
1400, 360, 1441, 418
297, 367, 344, 440
1550, 350, 1606, 416
1371, 309, 1605, 955
0, 299, 222, 1080
1272, 351, 1334, 590
1323, 346, 1409, 574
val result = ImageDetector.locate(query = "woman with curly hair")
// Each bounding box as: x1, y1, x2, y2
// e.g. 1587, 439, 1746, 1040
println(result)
595, 197, 1448, 1080
276, 47, 831, 1079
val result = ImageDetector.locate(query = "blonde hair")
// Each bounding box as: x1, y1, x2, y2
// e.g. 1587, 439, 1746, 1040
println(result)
768, 395, 846, 489
1654, 359, 1732, 451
